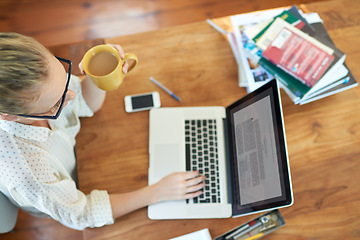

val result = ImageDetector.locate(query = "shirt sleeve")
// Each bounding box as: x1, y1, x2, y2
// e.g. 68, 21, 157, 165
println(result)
0, 132, 114, 230
10, 181, 114, 230
68, 74, 94, 118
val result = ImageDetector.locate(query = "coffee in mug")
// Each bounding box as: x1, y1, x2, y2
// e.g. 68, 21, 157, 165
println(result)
87, 51, 118, 76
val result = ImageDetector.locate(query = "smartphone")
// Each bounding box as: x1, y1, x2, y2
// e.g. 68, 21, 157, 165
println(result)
124, 92, 161, 113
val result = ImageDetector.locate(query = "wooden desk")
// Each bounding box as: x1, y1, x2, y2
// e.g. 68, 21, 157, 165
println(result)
49, 0, 360, 239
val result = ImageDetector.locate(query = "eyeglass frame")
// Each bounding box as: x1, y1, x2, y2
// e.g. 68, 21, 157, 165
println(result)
15, 56, 72, 120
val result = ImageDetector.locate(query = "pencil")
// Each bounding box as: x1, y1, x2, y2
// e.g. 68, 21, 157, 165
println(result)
242, 232, 264, 240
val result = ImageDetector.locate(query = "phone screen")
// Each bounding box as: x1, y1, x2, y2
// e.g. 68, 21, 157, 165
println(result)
131, 94, 154, 109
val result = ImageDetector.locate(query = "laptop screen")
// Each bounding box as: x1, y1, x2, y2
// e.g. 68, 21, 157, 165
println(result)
226, 79, 293, 216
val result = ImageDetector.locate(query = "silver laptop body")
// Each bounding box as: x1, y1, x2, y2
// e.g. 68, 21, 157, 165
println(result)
148, 80, 293, 219
148, 106, 233, 219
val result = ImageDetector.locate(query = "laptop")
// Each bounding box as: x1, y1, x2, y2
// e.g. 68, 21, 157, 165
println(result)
148, 79, 293, 219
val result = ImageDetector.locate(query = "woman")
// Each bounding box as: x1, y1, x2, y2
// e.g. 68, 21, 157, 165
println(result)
0, 32, 205, 230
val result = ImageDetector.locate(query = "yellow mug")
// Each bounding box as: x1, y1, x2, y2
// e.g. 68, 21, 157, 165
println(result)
81, 44, 138, 91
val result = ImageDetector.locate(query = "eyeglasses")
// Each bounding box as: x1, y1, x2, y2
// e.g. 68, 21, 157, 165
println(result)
16, 56, 72, 120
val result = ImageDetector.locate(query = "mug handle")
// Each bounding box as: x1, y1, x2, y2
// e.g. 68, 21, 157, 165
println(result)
123, 53, 138, 76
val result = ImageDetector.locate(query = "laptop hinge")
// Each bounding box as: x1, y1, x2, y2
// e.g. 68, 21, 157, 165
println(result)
223, 118, 233, 205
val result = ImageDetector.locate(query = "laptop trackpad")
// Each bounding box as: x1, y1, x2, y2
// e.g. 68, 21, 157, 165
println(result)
154, 144, 180, 178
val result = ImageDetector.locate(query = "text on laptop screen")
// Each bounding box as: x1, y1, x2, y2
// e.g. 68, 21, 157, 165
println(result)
226, 80, 292, 216
233, 95, 282, 205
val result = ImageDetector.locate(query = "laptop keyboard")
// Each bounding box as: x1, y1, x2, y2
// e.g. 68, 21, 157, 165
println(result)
185, 119, 221, 204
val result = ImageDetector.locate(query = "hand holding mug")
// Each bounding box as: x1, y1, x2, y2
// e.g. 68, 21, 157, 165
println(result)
80, 44, 138, 91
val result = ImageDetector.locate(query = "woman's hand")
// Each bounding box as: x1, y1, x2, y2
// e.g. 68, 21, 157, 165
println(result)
106, 44, 129, 73
150, 171, 206, 203
78, 44, 129, 74
108, 171, 205, 219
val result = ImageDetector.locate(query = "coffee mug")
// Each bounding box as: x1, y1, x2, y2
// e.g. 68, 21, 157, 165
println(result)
81, 44, 138, 91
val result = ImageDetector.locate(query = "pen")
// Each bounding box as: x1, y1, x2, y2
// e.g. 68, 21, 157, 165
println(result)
206, 19, 229, 34
149, 76, 181, 101
225, 221, 255, 239
233, 221, 262, 239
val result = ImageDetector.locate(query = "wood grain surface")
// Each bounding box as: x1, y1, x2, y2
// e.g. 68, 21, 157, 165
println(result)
77, 1, 359, 239
1, 0, 357, 240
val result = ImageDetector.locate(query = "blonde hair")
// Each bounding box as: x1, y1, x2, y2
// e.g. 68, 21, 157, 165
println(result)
0, 32, 49, 115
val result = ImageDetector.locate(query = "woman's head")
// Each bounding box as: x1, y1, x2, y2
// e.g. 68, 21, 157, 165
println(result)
0, 32, 49, 115
0, 33, 75, 119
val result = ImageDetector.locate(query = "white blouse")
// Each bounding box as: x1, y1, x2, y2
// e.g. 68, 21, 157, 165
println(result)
0, 75, 114, 230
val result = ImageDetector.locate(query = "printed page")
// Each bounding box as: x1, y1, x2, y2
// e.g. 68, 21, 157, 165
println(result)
230, 8, 285, 89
